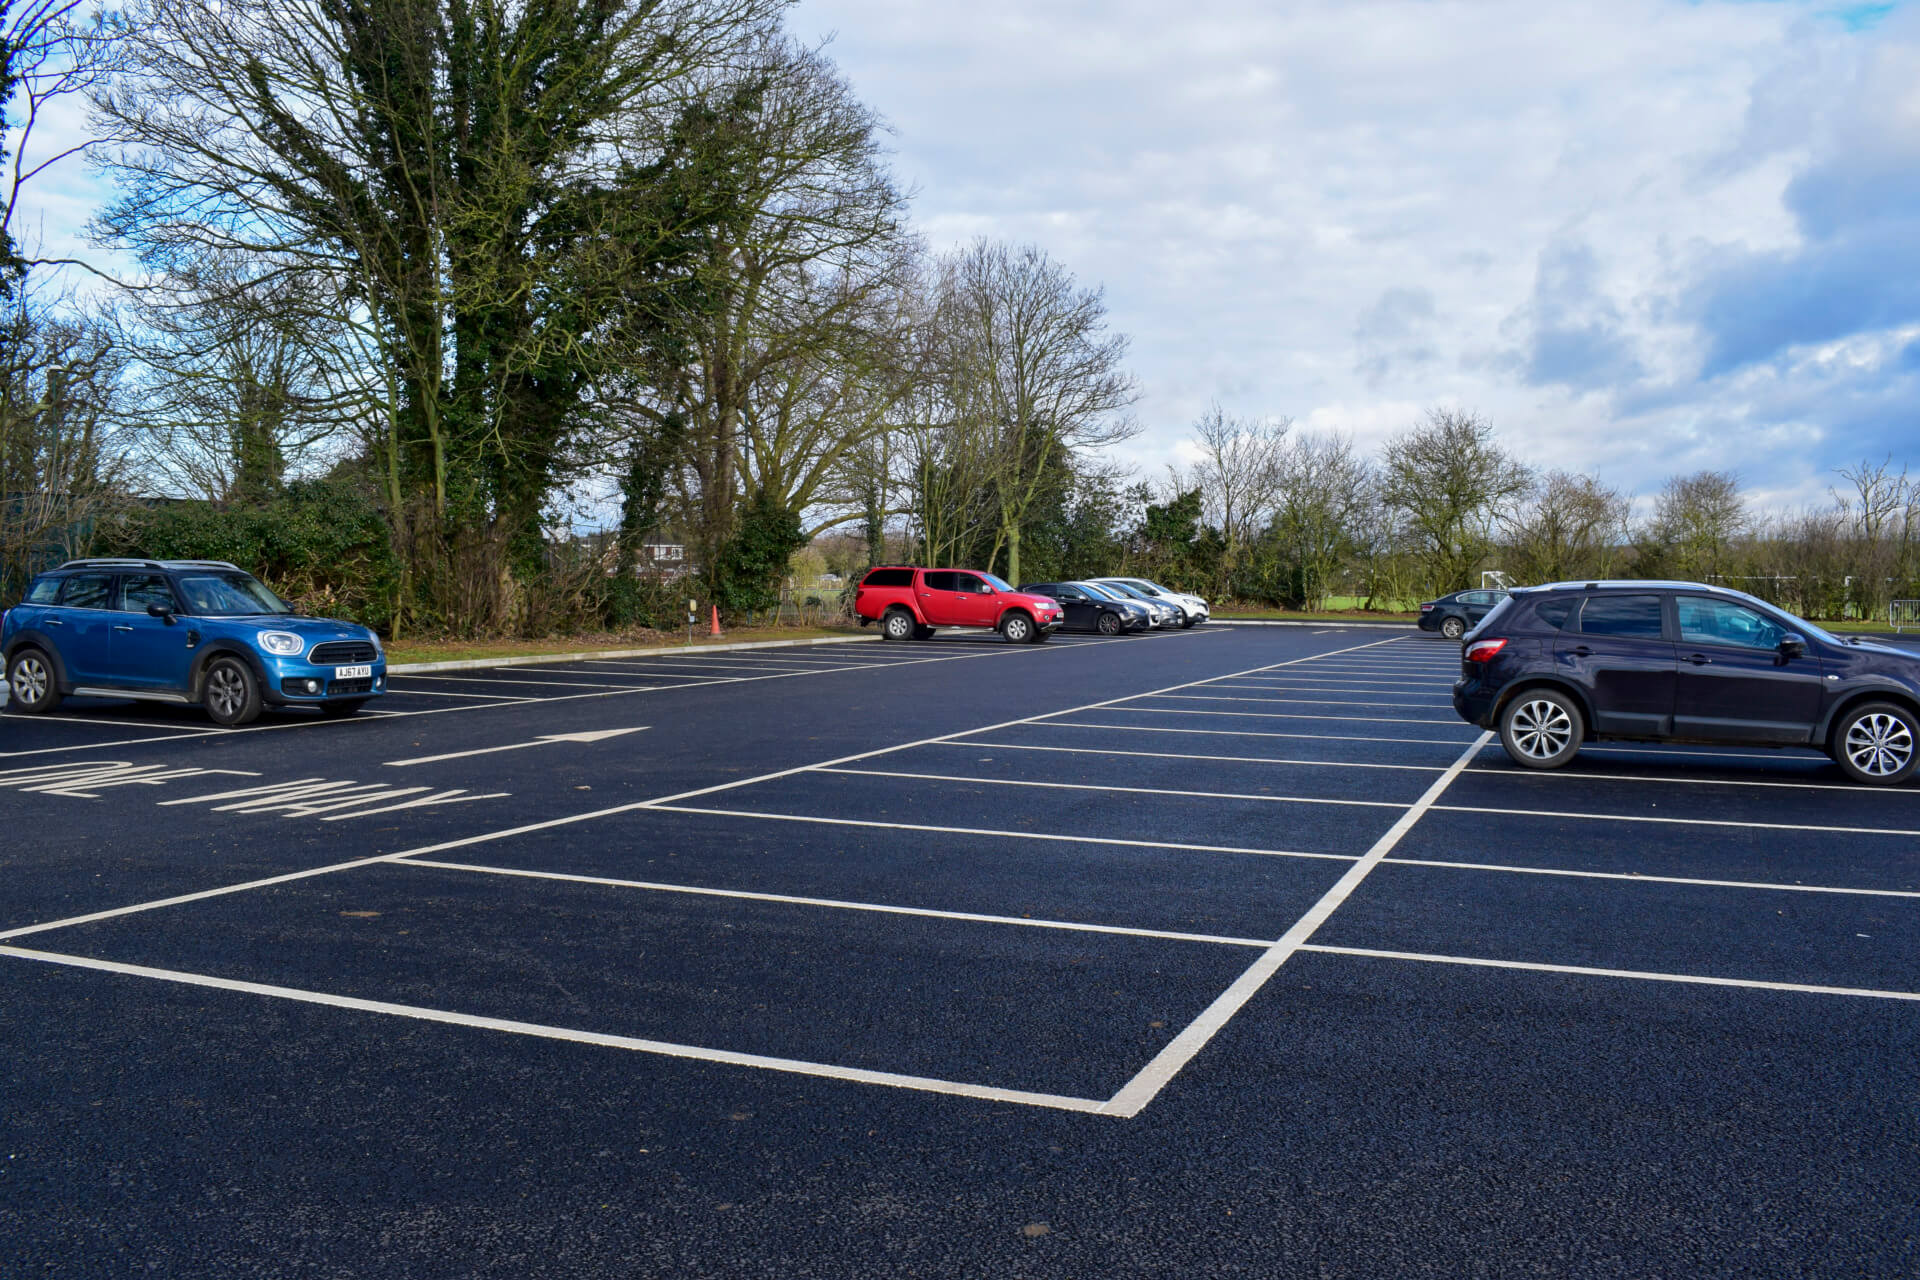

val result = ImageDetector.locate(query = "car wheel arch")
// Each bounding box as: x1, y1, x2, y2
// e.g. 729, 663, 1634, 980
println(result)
190, 642, 269, 699
1819, 686, 1920, 749
1493, 677, 1595, 732
4, 633, 71, 689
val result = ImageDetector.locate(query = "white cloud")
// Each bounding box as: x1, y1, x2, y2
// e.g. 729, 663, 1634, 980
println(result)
791, 0, 1911, 506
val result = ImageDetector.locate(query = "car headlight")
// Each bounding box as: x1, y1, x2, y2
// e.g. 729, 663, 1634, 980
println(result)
258, 631, 306, 657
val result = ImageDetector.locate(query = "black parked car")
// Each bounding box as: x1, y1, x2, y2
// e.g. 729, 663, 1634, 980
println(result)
1419, 588, 1509, 640
1019, 582, 1151, 635
1453, 580, 1920, 784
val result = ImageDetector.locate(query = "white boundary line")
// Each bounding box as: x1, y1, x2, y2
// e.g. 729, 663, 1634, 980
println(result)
1433, 803, 1920, 837
403, 858, 1274, 947
0, 944, 1114, 1113
1031, 721, 1483, 748
1086, 705, 1474, 728
814, 766, 1409, 811
1461, 766, 1910, 796
930, 740, 1449, 772
1299, 944, 1920, 1002
1383, 856, 1920, 900
638, 806, 1357, 863
1096, 730, 1494, 1117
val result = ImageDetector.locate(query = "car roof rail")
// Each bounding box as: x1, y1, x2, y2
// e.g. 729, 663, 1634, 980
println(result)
55, 558, 165, 571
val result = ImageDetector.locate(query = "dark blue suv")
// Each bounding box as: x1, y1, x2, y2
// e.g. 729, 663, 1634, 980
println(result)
1453, 580, 1920, 785
3, 559, 386, 725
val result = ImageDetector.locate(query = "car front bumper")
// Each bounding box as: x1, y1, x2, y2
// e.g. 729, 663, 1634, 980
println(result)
262, 655, 390, 704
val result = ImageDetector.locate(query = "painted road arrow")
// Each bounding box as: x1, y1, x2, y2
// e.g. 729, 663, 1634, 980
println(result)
384, 727, 648, 767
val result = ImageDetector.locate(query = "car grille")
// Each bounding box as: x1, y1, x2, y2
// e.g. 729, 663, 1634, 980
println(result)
328, 678, 373, 695
310, 641, 377, 664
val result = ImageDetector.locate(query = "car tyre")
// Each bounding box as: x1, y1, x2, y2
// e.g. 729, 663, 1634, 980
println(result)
320, 699, 368, 719
1441, 616, 1467, 641
1000, 612, 1034, 644
201, 656, 263, 726
1830, 701, 1920, 786
6, 647, 62, 713
1180, 615, 1197, 629
1498, 688, 1583, 770
881, 609, 917, 642
1097, 611, 1122, 636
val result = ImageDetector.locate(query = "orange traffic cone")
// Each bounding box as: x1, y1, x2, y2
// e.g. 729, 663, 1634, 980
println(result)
709, 605, 722, 637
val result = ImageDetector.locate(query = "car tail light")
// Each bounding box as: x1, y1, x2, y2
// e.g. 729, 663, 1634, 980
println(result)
1420, 603, 1434, 611
1464, 638, 1507, 663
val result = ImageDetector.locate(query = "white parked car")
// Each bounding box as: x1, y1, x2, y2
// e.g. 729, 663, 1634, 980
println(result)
1092, 577, 1209, 628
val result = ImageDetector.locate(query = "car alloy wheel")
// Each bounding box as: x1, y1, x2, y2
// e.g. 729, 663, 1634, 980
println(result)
7, 650, 59, 712
883, 610, 915, 641
1499, 690, 1583, 770
202, 657, 262, 726
1097, 611, 1121, 636
1836, 704, 1918, 784
1441, 616, 1466, 640
1509, 698, 1573, 758
1002, 614, 1032, 643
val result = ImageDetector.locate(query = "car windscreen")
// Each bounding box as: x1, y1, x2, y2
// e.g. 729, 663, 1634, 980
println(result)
176, 573, 292, 616
981, 573, 1014, 592
1079, 583, 1121, 601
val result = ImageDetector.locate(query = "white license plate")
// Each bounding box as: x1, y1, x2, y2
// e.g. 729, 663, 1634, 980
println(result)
334, 665, 372, 679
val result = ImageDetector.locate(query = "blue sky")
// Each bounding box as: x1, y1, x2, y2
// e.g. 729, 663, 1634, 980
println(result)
788, 0, 1920, 511
11, 0, 1916, 513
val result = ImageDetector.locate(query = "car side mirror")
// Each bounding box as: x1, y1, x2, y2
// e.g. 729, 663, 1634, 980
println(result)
147, 603, 175, 623
1778, 633, 1807, 659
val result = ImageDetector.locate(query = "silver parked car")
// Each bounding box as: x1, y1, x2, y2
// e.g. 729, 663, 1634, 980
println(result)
1092, 577, 1209, 628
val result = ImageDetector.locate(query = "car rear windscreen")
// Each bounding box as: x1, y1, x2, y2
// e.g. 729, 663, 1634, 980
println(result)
862, 568, 913, 587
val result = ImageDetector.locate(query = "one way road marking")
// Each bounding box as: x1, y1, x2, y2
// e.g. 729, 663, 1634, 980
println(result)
385, 727, 649, 768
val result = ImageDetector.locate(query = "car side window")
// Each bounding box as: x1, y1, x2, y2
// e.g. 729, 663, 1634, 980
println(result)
1574, 594, 1665, 639
58, 573, 114, 609
1535, 599, 1575, 629
949, 573, 986, 593
1676, 597, 1784, 651
117, 573, 177, 613
922, 571, 960, 592
25, 577, 60, 604
862, 568, 912, 588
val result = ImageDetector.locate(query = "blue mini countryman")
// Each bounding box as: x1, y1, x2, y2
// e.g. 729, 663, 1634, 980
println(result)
2, 559, 386, 725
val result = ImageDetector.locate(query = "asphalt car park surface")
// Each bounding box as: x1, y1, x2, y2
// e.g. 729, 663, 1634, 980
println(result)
2, 625, 1916, 1277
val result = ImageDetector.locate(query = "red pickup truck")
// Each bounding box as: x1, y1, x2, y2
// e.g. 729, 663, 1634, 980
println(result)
855, 566, 1064, 643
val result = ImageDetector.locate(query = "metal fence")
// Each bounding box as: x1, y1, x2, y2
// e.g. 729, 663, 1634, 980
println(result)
1891, 600, 1920, 632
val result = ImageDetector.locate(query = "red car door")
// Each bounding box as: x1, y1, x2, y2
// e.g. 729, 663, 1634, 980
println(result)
948, 572, 1001, 627
916, 571, 969, 625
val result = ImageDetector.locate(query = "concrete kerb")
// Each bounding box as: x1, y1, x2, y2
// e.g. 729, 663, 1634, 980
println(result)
389, 633, 880, 676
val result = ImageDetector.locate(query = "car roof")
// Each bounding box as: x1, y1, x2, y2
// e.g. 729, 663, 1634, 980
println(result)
53, 559, 244, 573
1521, 579, 1742, 595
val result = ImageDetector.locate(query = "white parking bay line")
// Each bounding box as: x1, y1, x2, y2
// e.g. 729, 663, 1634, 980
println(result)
1300, 944, 1920, 1003
1106, 706, 1468, 727
1433, 803, 1920, 837
1035, 721, 1483, 748
0, 945, 1113, 1114
934, 741, 1449, 771
1096, 731, 1494, 1118
814, 766, 1409, 810
643, 805, 1356, 863
403, 858, 1274, 947
1385, 856, 1920, 900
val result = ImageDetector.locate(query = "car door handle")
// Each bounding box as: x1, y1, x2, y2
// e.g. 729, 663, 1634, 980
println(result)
1685, 653, 1710, 665
1567, 645, 1591, 657
113, 625, 134, 632
45, 617, 63, 625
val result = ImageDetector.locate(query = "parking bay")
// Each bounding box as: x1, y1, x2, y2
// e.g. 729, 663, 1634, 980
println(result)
2, 625, 1915, 1277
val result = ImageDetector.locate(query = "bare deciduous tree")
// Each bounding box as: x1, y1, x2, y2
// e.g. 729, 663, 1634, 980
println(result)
1502, 470, 1631, 585
1379, 407, 1532, 593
